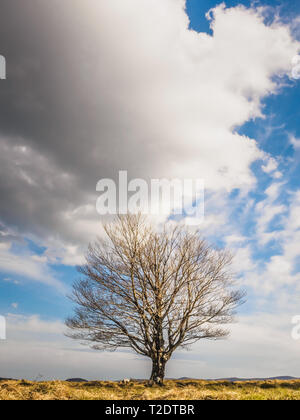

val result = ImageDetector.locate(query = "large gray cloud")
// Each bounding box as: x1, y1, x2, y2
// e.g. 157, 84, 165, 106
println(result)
0, 1, 298, 265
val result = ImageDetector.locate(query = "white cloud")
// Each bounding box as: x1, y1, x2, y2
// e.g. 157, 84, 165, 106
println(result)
262, 157, 279, 175
0, 314, 149, 381
232, 246, 254, 274
1, 313, 300, 380
255, 182, 287, 245
0, 242, 65, 292
290, 134, 300, 150
259, 190, 300, 292
3, 277, 20, 285
291, 16, 300, 40
232, 188, 300, 295
273, 171, 283, 179
171, 312, 300, 379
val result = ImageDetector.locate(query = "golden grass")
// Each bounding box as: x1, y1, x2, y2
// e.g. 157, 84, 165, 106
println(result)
1, 379, 300, 400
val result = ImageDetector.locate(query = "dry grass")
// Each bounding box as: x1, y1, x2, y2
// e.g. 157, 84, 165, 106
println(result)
1, 379, 300, 400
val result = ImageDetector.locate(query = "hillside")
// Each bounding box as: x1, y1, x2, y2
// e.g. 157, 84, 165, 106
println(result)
1, 379, 300, 400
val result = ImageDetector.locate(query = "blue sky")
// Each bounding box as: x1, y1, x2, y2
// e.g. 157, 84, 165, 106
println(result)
0, 0, 300, 380
186, 1, 300, 310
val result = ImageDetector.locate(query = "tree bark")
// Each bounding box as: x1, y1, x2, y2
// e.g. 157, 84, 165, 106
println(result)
150, 358, 166, 385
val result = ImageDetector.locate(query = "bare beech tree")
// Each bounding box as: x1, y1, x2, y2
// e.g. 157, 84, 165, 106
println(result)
66, 214, 245, 384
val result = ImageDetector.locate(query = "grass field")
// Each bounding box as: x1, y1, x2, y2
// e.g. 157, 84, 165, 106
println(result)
1, 378, 300, 400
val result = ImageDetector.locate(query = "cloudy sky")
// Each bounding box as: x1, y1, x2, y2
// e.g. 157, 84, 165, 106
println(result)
0, 0, 300, 381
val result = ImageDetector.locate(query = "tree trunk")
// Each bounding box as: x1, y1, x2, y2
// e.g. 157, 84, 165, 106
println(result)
150, 358, 166, 385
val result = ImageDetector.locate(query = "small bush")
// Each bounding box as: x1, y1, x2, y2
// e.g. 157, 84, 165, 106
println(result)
260, 382, 278, 389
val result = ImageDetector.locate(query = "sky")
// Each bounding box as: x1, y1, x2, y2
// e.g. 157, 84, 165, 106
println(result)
0, 0, 300, 381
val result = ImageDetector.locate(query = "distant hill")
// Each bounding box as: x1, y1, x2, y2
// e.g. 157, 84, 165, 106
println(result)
66, 378, 88, 383
67, 376, 300, 382
212, 376, 299, 382
2, 375, 299, 383
177, 376, 299, 382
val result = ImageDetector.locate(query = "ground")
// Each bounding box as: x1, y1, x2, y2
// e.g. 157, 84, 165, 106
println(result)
1, 379, 300, 400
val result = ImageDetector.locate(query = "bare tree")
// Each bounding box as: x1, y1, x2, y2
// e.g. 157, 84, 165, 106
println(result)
66, 214, 245, 384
